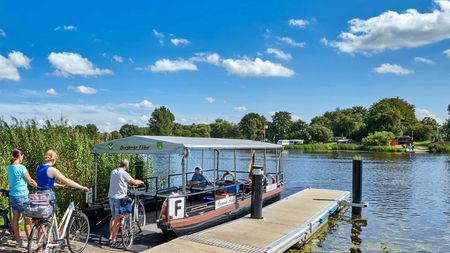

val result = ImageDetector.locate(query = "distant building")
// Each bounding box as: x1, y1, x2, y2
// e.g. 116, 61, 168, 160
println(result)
391, 136, 413, 146
277, 139, 304, 145
332, 137, 352, 144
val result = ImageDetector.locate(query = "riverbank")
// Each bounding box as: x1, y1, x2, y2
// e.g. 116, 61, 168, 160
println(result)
284, 143, 406, 153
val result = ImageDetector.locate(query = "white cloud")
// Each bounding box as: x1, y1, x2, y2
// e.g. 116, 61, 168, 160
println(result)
0, 29, 5, 37
222, 57, 294, 77
119, 99, 154, 109
54, 25, 77, 31
234, 106, 247, 112
46, 88, 57, 95
277, 36, 306, 48
190, 52, 222, 65
48, 52, 112, 77
0, 51, 31, 81
152, 29, 164, 45
8, 51, 31, 69
140, 115, 149, 122
71, 85, 98, 94
416, 108, 444, 125
117, 117, 127, 124
113, 55, 123, 63
146, 59, 198, 72
288, 19, 309, 28
64, 25, 77, 31
266, 48, 292, 60
204, 97, 215, 103
443, 49, 450, 58
373, 63, 414, 75
326, 0, 450, 54
414, 57, 435, 64
0, 102, 144, 132
292, 115, 302, 121
170, 38, 190, 46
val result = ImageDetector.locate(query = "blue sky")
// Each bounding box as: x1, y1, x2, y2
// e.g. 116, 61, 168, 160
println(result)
0, 0, 449, 131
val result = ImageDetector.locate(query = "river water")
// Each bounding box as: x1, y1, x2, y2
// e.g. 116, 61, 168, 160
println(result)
153, 150, 449, 252
281, 151, 450, 253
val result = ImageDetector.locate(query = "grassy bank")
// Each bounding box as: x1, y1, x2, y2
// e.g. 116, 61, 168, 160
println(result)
428, 142, 450, 154
285, 143, 406, 153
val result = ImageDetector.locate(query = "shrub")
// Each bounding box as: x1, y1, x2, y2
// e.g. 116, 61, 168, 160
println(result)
429, 142, 450, 153
307, 125, 333, 143
362, 131, 395, 146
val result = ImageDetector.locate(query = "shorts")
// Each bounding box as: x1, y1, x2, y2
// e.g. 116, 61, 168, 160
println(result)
109, 198, 121, 218
10, 195, 29, 213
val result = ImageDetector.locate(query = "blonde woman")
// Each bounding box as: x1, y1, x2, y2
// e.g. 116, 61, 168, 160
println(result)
35, 150, 88, 203
6, 148, 37, 247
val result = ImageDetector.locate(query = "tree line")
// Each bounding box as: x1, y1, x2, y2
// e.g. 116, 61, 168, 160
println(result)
113, 97, 450, 143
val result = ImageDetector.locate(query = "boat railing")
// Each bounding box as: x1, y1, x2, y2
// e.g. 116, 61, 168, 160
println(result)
167, 169, 216, 187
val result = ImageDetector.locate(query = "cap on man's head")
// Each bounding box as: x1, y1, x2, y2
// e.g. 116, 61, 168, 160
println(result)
195, 167, 201, 171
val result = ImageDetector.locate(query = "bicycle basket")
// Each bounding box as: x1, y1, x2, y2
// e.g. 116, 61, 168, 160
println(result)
25, 194, 53, 219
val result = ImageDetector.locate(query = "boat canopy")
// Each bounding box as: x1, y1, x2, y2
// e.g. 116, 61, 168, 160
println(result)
92, 135, 282, 155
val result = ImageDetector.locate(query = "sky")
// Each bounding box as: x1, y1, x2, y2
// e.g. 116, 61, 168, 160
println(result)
0, 0, 449, 131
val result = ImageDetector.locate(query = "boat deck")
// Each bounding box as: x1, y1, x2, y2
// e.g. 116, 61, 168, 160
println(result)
145, 188, 350, 253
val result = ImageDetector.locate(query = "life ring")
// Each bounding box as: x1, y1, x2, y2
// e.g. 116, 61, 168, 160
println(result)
266, 174, 277, 185
161, 199, 168, 220
222, 171, 236, 184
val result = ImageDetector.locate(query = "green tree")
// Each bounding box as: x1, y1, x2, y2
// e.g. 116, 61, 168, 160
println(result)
173, 123, 192, 136
362, 131, 395, 146
238, 113, 267, 140
412, 123, 434, 141
267, 112, 292, 142
190, 124, 211, 137
366, 97, 416, 135
119, 124, 140, 137
310, 116, 331, 128
148, 106, 175, 136
86, 123, 99, 137
210, 119, 242, 139
307, 125, 333, 142
289, 120, 308, 139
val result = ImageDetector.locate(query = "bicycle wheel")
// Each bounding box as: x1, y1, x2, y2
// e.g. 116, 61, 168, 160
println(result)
66, 212, 90, 253
119, 214, 134, 250
28, 222, 56, 253
137, 200, 146, 230
0, 211, 9, 242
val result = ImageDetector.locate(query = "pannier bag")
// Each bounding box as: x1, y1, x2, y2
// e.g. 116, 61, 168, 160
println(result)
119, 198, 132, 215
26, 194, 54, 219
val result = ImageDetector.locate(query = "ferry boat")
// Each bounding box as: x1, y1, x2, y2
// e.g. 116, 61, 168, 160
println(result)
89, 136, 284, 236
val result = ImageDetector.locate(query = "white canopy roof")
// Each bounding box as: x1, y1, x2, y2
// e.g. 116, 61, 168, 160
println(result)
93, 135, 282, 155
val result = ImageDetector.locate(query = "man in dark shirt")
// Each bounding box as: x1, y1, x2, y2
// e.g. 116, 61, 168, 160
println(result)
191, 167, 207, 185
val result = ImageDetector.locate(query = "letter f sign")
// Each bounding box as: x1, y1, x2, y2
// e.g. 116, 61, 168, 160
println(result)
175, 200, 182, 217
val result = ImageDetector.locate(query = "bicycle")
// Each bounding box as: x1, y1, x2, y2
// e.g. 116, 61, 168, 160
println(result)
27, 188, 90, 253
118, 185, 146, 250
0, 189, 24, 242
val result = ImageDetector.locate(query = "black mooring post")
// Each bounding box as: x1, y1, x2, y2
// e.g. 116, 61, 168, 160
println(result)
251, 166, 264, 219
352, 159, 363, 215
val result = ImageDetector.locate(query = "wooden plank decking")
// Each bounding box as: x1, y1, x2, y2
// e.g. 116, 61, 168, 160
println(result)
145, 188, 350, 253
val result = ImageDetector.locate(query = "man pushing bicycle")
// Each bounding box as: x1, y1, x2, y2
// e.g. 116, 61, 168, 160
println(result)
107, 159, 144, 247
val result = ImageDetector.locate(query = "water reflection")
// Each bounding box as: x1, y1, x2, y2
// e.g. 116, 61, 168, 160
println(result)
283, 151, 450, 252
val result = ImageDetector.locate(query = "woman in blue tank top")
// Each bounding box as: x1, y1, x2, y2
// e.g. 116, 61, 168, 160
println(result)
35, 150, 89, 203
